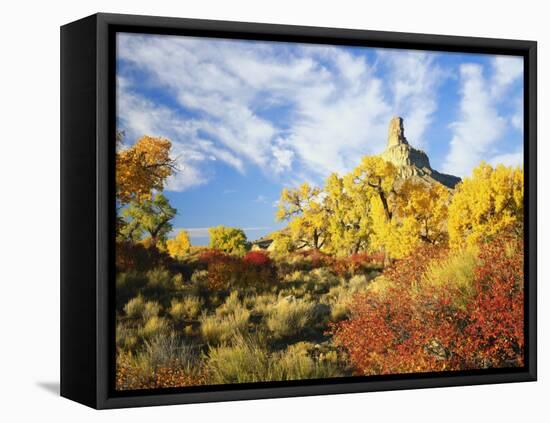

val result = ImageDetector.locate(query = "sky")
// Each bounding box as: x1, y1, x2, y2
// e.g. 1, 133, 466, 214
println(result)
116, 32, 524, 246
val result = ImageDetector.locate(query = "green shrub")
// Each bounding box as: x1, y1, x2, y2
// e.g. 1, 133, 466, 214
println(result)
266, 297, 313, 339
116, 322, 138, 351
216, 291, 241, 316
143, 301, 162, 320
206, 336, 270, 384
188, 270, 210, 298
205, 338, 343, 384
200, 305, 250, 345
141, 333, 199, 370
348, 274, 369, 293
272, 342, 342, 380
138, 316, 169, 339
124, 295, 146, 318
146, 267, 175, 291
116, 271, 148, 309
422, 248, 479, 309
250, 293, 277, 315
169, 296, 203, 321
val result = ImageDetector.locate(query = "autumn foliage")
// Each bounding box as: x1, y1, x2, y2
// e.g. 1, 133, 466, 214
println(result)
331, 238, 524, 375
114, 131, 526, 390
116, 135, 176, 204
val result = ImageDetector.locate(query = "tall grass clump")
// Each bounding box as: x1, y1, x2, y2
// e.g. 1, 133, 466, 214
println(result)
138, 316, 169, 339
116, 334, 205, 390
422, 248, 479, 309
124, 295, 146, 318
272, 343, 342, 380
200, 304, 250, 345
169, 296, 203, 321
206, 335, 270, 384
266, 297, 313, 339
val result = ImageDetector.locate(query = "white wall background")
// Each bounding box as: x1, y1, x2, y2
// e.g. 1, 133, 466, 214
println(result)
0, 0, 546, 420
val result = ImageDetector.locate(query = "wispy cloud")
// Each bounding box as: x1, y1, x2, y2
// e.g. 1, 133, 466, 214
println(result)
117, 34, 444, 188
172, 226, 271, 238
442, 56, 523, 177
254, 195, 268, 204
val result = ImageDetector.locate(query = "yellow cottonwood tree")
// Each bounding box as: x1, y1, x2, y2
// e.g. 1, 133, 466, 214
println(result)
324, 172, 373, 255
116, 135, 177, 204
209, 226, 249, 255
166, 230, 191, 260
276, 183, 329, 250
394, 179, 451, 245
448, 162, 524, 249
370, 195, 421, 260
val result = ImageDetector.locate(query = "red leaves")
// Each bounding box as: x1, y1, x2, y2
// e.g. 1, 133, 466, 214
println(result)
330, 252, 386, 276
331, 238, 524, 375
243, 251, 272, 267
199, 249, 276, 291
457, 238, 524, 369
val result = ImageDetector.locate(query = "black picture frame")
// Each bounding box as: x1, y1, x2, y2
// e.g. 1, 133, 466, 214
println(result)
60, 12, 537, 409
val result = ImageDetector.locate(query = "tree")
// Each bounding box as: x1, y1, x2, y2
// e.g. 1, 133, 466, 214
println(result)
121, 193, 176, 247
348, 156, 398, 221
393, 179, 451, 245
116, 135, 177, 204
209, 226, 249, 255
166, 230, 191, 260
324, 173, 373, 255
276, 183, 329, 250
448, 162, 523, 249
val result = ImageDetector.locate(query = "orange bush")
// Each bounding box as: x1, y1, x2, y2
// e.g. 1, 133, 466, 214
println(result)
330, 252, 386, 276
331, 239, 524, 375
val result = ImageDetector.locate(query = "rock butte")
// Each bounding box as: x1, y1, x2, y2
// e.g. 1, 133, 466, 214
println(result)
380, 116, 461, 189
252, 117, 461, 249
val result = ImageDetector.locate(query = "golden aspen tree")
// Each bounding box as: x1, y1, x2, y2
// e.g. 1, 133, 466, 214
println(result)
276, 183, 329, 250
166, 230, 192, 259
394, 179, 451, 245
448, 162, 524, 249
208, 226, 249, 255
116, 135, 177, 204
324, 172, 373, 255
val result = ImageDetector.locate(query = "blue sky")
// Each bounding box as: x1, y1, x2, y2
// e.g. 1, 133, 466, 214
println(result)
116, 33, 524, 245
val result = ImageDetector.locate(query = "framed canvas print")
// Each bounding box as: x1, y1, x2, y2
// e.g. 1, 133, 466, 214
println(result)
60, 13, 537, 409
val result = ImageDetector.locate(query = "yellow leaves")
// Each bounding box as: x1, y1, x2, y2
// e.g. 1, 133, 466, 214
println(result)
276, 183, 328, 250
370, 196, 420, 259
393, 179, 451, 246
448, 162, 524, 249
208, 226, 248, 255
116, 135, 175, 204
166, 230, 191, 260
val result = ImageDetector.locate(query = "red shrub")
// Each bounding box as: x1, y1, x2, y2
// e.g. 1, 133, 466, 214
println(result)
330, 252, 386, 276
242, 251, 276, 289
243, 251, 272, 267
331, 238, 524, 375
457, 238, 524, 369
205, 253, 243, 291
115, 241, 172, 272
198, 249, 228, 264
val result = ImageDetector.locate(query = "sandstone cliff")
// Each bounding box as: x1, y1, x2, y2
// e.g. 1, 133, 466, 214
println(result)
380, 117, 460, 189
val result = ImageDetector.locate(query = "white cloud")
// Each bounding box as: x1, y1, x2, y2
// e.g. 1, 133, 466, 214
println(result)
489, 149, 524, 168
173, 226, 271, 238
378, 50, 444, 149
491, 56, 523, 97
117, 34, 444, 187
442, 56, 523, 177
254, 195, 268, 204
